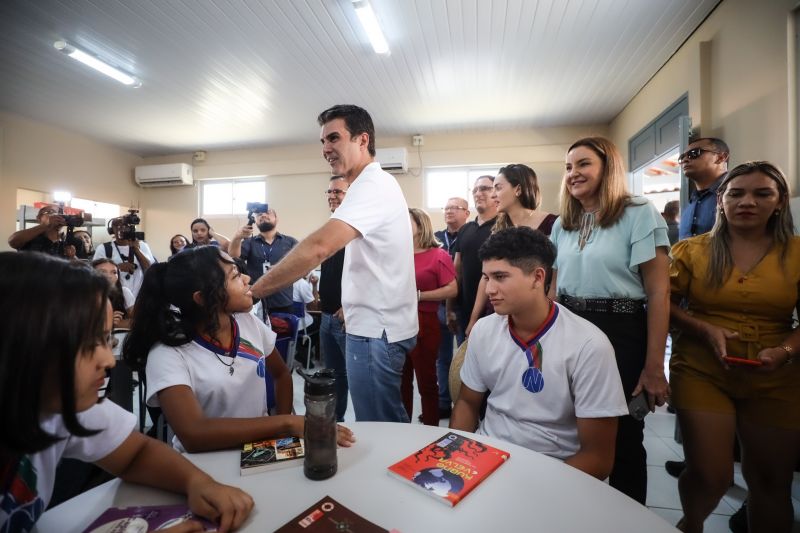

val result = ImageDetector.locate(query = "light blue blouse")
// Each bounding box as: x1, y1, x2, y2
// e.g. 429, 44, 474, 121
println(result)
550, 197, 670, 300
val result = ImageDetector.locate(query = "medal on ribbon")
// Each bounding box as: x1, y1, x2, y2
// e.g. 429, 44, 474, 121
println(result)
509, 303, 558, 395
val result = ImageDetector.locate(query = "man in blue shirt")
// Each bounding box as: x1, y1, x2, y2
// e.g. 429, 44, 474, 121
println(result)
230, 207, 298, 314
678, 137, 729, 239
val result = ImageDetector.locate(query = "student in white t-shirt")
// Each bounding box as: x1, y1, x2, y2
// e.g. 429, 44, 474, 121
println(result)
123, 246, 355, 453
251, 105, 418, 422
0, 252, 253, 533
450, 227, 628, 480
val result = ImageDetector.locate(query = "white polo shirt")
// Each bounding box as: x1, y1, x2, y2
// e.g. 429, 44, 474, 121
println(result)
145, 312, 276, 452
460, 304, 628, 460
331, 161, 418, 342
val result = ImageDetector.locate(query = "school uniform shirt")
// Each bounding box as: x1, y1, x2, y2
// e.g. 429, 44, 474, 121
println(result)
292, 278, 315, 330
460, 305, 628, 460
331, 162, 418, 342
93, 241, 156, 299
0, 401, 136, 532
145, 312, 277, 452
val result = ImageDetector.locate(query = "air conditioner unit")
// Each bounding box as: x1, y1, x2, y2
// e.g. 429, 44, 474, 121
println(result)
134, 163, 194, 187
376, 147, 408, 174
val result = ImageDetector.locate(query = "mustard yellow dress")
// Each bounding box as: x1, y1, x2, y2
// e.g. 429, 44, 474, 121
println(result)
669, 234, 800, 429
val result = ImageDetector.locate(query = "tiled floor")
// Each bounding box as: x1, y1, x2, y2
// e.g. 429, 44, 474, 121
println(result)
292, 368, 800, 532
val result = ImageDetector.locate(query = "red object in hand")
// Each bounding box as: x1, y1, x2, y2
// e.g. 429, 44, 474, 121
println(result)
723, 356, 763, 367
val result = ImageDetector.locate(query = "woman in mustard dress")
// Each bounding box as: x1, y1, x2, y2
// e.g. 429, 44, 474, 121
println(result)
669, 161, 800, 533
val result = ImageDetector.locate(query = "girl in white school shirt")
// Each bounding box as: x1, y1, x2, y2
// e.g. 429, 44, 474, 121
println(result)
0, 252, 252, 533
123, 246, 354, 453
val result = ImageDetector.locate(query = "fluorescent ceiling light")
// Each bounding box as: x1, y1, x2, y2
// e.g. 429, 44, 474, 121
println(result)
352, 0, 389, 55
54, 40, 141, 87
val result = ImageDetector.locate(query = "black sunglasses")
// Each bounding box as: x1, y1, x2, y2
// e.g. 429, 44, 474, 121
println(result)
678, 147, 720, 163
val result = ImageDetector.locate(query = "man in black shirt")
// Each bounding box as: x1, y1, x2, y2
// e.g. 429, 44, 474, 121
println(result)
449, 175, 499, 333
8, 205, 64, 255
318, 176, 350, 421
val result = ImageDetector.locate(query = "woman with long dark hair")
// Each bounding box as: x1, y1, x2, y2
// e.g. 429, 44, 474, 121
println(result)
186, 218, 230, 252
92, 258, 134, 329
0, 252, 253, 531
669, 162, 800, 533
466, 164, 557, 334
123, 246, 354, 453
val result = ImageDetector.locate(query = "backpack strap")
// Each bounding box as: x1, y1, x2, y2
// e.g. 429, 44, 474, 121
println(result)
104, 241, 113, 258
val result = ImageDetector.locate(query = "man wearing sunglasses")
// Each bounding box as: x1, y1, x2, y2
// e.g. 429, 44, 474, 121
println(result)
678, 137, 729, 240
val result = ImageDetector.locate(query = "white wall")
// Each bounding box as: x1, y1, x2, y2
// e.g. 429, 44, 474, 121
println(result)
610, 0, 798, 193
139, 125, 606, 259
0, 111, 143, 251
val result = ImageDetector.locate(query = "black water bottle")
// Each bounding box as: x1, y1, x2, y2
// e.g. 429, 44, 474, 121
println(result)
302, 369, 337, 480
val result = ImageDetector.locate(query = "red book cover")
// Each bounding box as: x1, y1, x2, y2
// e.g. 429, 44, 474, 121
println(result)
387, 432, 510, 506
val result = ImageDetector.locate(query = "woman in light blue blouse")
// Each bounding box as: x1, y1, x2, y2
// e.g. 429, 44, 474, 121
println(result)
550, 136, 671, 504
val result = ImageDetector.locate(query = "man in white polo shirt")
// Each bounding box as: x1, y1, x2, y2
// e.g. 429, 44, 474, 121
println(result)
251, 104, 417, 422
450, 227, 627, 480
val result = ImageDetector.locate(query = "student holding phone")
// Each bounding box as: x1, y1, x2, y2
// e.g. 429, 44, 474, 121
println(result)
668, 162, 800, 533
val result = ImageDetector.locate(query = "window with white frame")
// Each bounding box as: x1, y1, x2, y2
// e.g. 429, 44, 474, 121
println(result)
424, 166, 501, 209
200, 178, 266, 216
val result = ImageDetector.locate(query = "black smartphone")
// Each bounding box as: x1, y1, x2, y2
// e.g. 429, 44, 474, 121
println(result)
627, 392, 651, 421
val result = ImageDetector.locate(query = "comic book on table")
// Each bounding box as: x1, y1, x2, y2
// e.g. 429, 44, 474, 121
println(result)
387, 432, 510, 506
240, 436, 304, 475
82, 504, 216, 532
274, 495, 394, 532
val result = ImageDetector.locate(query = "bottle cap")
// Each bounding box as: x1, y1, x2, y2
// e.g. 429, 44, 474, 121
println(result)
302, 368, 336, 395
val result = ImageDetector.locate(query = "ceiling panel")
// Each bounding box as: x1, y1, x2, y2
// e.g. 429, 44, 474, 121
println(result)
0, 0, 720, 156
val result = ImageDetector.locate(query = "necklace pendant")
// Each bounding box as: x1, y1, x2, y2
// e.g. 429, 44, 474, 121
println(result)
229, 366, 234, 376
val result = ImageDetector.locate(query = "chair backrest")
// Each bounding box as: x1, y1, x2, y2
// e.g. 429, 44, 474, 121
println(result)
291, 300, 305, 319
271, 312, 300, 369
272, 312, 299, 343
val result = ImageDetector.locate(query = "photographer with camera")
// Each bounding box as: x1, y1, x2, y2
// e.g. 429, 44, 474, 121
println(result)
94, 210, 155, 299
8, 205, 65, 255
229, 204, 298, 314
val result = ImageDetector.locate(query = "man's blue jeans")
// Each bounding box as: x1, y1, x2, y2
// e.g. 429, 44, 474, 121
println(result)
320, 312, 348, 422
345, 331, 416, 422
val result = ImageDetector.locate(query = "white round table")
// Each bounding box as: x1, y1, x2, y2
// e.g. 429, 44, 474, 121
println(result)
37, 422, 677, 532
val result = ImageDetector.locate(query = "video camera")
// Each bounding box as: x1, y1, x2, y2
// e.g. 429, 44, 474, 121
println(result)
56, 202, 93, 229
56, 202, 92, 258
246, 202, 269, 226
108, 208, 144, 241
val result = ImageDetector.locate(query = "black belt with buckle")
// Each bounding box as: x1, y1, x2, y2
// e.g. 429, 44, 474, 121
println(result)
558, 294, 646, 315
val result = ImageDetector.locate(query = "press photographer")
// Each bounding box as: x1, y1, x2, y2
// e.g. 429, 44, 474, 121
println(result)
93, 209, 155, 298
229, 202, 298, 314
8, 205, 64, 255
8, 204, 91, 259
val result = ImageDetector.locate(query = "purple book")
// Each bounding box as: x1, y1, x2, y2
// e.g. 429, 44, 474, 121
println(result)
82, 504, 216, 532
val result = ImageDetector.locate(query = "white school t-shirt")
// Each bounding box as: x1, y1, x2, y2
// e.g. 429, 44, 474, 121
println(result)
93, 241, 156, 299
460, 304, 628, 460
146, 312, 277, 452
0, 401, 136, 531
330, 162, 418, 342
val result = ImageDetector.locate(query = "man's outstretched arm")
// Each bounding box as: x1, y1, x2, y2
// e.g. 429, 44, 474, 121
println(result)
250, 219, 359, 299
